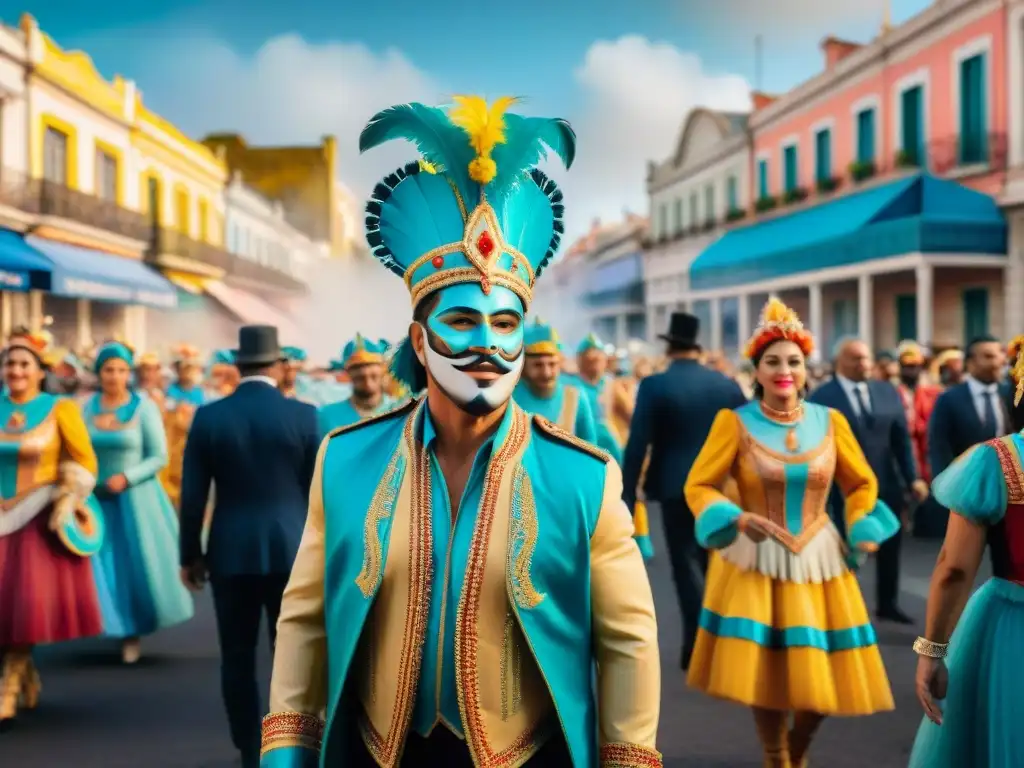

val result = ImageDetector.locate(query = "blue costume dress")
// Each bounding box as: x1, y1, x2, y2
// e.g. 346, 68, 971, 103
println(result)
909, 433, 1024, 768
85, 392, 193, 637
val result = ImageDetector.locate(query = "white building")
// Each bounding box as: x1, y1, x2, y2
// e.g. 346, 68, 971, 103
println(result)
643, 108, 751, 353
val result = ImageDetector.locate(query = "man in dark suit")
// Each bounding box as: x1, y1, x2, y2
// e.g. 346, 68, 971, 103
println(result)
622, 312, 746, 670
809, 338, 926, 624
929, 334, 1009, 494
179, 325, 320, 768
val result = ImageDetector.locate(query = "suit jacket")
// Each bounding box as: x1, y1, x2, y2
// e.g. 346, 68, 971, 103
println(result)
929, 381, 1011, 481
622, 359, 747, 507
180, 379, 320, 577
809, 378, 916, 508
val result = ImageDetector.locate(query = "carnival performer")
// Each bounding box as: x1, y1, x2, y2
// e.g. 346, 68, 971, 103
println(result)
280, 346, 315, 403
684, 298, 897, 768
570, 333, 623, 462
161, 344, 207, 509
135, 351, 166, 408
84, 341, 193, 665
896, 340, 941, 483
0, 328, 107, 722
260, 95, 661, 768
206, 349, 240, 402
513, 318, 597, 441
908, 357, 1024, 767
316, 334, 394, 437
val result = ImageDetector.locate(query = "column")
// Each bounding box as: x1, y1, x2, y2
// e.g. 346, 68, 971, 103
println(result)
645, 305, 659, 343
709, 297, 723, 352
0, 294, 11, 340
857, 273, 874, 349
915, 262, 934, 347
808, 282, 823, 362
736, 294, 750, 345
28, 291, 43, 331
9, 292, 28, 328
614, 313, 627, 348
76, 298, 92, 352
1006, 214, 1024, 338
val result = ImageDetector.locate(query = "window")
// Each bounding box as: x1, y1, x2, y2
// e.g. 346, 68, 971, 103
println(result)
757, 158, 769, 199
900, 85, 924, 165
175, 188, 190, 234
856, 107, 876, 163
704, 184, 715, 223
814, 128, 832, 182
673, 198, 683, 233
959, 53, 987, 164
689, 192, 698, 227
43, 127, 68, 185
726, 176, 738, 211
198, 198, 210, 241
962, 288, 989, 344
146, 177, 160, 226
896, 294, 917, 341
94, 148, 118, 202
658, 203, 668, 237
783, 144, 798, 192
831, 299, 858, 348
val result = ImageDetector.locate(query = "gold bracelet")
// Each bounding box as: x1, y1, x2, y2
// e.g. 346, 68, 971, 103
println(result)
912, 636, 948, 658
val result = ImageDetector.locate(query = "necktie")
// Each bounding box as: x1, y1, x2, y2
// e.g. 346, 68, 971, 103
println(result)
981, 386, 999, 436
854, 384, 875, 428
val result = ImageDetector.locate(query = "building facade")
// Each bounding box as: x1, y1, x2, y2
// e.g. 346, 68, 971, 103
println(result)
997, 0, 1024, 336
676, 0, 1011, 360
644, 108, 751, 351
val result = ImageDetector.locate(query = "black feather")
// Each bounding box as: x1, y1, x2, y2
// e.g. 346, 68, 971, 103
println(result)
383, 173, 401, 189
366, 200, 382, 217
372, 183, 392, 202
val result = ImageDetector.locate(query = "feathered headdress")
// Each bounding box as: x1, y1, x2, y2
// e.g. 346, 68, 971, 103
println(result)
525, 317, 562, 356
334, 333, 387, 371
577, 332, 605, 356
359, 95, 575, 309
897, 340, 925, 365
6, 326, 53, 362
744, 297, 815, 360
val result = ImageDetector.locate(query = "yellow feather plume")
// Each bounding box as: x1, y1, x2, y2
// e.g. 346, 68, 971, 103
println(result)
449, 95, 518, 184
761, 296, 794, 326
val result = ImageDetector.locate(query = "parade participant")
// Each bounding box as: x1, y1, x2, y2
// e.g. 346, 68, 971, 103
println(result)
929, 347, 964, 387
570, 332, 623, 461
278, 346, 316, 403
513, 318, 597, 440
206, 349, 240, 401
1006, 334, 1024, 432
685, 298, 897, 768
895, 341, 941, 484
162, 344, 207, 508
316, 334, 394, 437
0, 328, 107, 722
135, 351, 166, 408
874, 350, 899, 383
84, 341, 193, 665
908, 359, 1024, 767
260, 95, 661, 768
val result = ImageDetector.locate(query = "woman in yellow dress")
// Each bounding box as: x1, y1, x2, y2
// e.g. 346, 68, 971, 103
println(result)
684, 298, 898, 768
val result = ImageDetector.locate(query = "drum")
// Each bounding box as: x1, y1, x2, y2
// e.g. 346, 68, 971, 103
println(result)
55, 497, 105, 557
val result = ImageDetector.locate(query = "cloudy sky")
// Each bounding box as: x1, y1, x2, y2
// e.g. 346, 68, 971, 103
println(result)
23, 0, 931, 240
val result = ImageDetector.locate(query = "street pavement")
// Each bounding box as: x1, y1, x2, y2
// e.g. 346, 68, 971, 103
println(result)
1, 508, 970, 767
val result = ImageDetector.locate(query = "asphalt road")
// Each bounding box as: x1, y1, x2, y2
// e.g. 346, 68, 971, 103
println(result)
1, 509, 964, 768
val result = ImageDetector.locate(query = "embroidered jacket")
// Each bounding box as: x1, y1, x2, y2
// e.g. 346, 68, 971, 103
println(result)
260, 397, 661, 768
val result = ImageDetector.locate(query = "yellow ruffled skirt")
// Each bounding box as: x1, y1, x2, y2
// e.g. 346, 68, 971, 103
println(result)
687, 552, 894, 715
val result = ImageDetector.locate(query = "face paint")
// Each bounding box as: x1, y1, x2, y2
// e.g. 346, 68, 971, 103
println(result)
415, 283, 525, 414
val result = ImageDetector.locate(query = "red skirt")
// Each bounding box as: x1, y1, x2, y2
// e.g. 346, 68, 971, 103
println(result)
0, 509, 104, 646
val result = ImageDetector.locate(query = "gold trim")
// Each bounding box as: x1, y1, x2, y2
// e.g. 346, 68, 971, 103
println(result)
354, 448, 403, 597
557, 385, 579, 433
532, 414, 611, 463
991, 436, 1024, 505
509, 464, 545, 610
600, 742, 664, 767
326, 396, 418, 441
260, 712, 324, 756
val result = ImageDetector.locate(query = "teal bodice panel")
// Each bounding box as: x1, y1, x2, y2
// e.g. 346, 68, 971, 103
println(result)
317, 401, 607, 767
735, 400, 832, 536
0, 393, 58, 498
82, 394, 167, 486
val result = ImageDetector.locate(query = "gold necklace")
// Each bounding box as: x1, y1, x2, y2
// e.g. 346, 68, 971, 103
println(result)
760, 400, 805, 453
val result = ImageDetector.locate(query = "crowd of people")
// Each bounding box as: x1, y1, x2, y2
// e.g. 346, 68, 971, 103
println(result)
2, 93, 1023, 768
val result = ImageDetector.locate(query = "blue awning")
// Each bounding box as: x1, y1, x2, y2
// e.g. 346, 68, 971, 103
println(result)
690, 173, 1007, 291
0, 229, 53, 292
27, 236, 178, 309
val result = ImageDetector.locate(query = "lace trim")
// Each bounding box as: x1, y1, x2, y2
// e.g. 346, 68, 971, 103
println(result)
719, 520, 848, 584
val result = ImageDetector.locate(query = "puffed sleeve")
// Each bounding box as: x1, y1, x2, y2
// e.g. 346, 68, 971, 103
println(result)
55, 398, 98, 499
261, 438, 328, 768
932, 441, 1007, 526
123, 398, 169, 486
831, 409, 899, 551
591, 460, 663, 767
684, 408, 743, 549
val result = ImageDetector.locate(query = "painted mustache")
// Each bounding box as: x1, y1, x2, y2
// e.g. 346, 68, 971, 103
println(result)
452, 353, 515, 374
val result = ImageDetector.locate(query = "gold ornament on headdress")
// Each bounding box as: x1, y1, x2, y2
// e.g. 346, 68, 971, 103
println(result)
743, 296, 815, 361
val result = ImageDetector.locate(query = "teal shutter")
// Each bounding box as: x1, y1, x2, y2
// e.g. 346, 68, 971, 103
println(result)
895, 294, 917, 341
783, 145, 798, 192
727, 176, 738, 210
901, 86, 923, 165
815, 129, 831, 182
962, 288, 989, 344
960, 54, 987, 164
857, 108, 875, 163
758, 159, 769, 198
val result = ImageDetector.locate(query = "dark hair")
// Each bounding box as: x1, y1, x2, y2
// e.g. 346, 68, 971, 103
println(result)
236, 362, 276, 379
966, 335, 999, 359
749, 340, 809, 400
389, 291, 440, 394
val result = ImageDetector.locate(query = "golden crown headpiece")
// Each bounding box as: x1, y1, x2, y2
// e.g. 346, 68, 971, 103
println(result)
897, 340, 925, 364
744, 297, 815, 360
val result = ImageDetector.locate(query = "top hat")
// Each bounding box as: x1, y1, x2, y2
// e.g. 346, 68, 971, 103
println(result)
234, 325, 281, 366
659, 312, 700, 348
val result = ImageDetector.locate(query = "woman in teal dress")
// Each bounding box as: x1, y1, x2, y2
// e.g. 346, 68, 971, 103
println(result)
84, 341, 193, 664
909, 426, 1024, 767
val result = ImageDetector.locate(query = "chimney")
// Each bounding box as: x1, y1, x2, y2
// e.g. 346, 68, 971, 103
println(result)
820, 36, 862, 69
751, 91, 777, 111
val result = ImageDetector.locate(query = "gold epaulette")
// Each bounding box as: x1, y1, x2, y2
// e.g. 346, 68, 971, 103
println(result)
326, 396, 419, 441
532, 414, 611, 463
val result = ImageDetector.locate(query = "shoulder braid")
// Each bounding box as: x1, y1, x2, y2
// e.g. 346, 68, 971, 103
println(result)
532, 414, 611, 463
326, 396, 418, 440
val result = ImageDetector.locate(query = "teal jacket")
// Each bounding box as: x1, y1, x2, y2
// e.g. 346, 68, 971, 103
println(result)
316, 395, 396, 440
513, 378, 597, 442
260, 398, 661, 768
564, 374, 623, 463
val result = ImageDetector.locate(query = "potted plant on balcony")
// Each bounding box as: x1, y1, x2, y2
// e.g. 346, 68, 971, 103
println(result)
848, 159, 876, 183
755, 196, 777, 213
726, 207, 746, 223
895, 149, 919, 169
816, 176, 840, 195
783, 187, 808, 205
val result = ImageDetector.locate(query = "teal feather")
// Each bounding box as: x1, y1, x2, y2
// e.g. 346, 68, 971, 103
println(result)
500, 184, 555, 275
389, 336, 427, 392
359, 103, 477, 202
490, 116, 576, 200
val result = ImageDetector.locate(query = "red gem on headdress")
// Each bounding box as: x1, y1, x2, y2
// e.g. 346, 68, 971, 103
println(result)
476, 231, 495, 257
431, 255, 444, 269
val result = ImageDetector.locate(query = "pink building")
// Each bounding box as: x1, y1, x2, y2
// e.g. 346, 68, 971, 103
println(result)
685, 0, 1011, 358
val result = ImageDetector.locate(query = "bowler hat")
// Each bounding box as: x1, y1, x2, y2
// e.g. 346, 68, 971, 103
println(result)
659, 312, 701, 348
234, 325, 281, 366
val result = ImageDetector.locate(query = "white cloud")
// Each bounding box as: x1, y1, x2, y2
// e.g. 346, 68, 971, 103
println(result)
561, 36, 751, 237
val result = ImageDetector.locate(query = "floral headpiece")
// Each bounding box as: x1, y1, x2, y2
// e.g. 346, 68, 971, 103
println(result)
171, 343, 202, 367
137, 352, 161, 368
1008, 334, 1024, 360
897, 340, 925, 365
525, 317, 562, 356
359, 95, 575, 310
744, 297, 815, 360
6, 327, 53, 363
